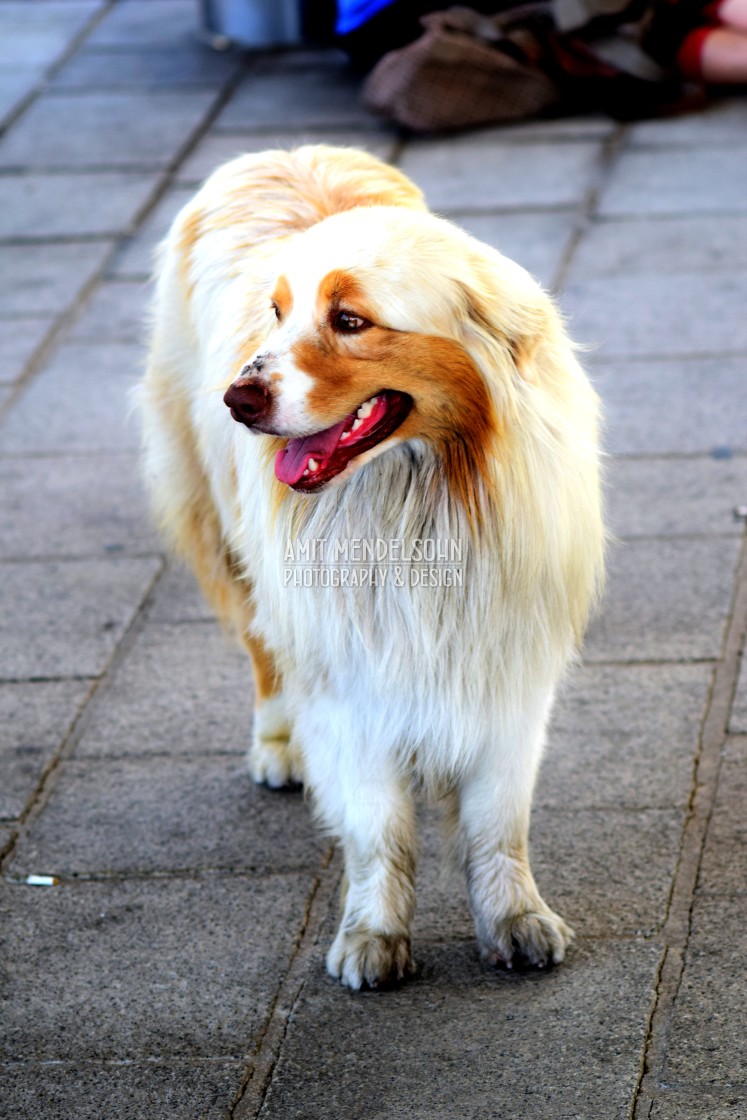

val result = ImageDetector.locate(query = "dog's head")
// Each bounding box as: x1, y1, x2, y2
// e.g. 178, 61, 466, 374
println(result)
224, 207, 561, 507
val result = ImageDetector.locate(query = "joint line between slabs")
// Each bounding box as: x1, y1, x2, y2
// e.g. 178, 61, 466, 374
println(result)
553, 122, 629, 294
0, 559, 166, 877
632, 533, 747, 1116
228, 847, 341, 1120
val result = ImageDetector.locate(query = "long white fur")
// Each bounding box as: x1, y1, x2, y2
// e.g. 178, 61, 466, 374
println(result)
140, 146, 604, 990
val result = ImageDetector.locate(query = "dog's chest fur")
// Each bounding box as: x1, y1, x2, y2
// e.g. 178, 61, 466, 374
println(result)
232, 439, 567, 777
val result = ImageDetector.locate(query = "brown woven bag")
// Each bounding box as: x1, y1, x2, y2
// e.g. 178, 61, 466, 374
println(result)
362, 6, 563, 132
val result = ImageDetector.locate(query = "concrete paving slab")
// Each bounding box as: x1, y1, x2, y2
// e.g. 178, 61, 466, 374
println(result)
0, 341, 145, 454
531, 807, 683, 939
0, 452, 157, 559
0, 1061, 245, 1120
663, 894, 747, 1087
8, 754, 322, 878
626, 97, 747, 148
0, 244, 112, 327
0, 679, 92, 819
731, 663, 747, 733
598, 146, 747, 216
604, 456, 747, 539
591, 356, 747, 456
73, 619, 252, 758
175, 129, 398, 185
51, 44, 241, 89
84, 0, 199, 50
68, 278, 149, 341
148, 561, 214, 623
567, 215, 747, 278
697, 736, 747, 895
446, 210, 575, 290
0, 873, 313, 1060
0, 90, 217, 171
539, 662, 710, 810
585, 536, 740, 662
0, 171, 158, 240
399, 137, 601, 211
255, 939, 661, 1120
0, 1, 103, 69
412, 805, 684, 943
215, 57, 371, 131
0, 827, 15, 858
480, 115, 615, 141
0, 556, 160, 680
650, 1090, 746, 1119
561, 270, 747, 357
106, 185, 193, 278
0, 316, 55, 385
0, 242, 114, 316
0, 69, 41, 127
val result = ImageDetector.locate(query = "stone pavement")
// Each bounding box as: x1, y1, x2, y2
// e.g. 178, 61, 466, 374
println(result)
1, 2, 746, 1117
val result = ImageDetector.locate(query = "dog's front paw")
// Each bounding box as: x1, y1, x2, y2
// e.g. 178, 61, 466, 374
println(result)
327, 928, 415, 990
479, 905, 574, 970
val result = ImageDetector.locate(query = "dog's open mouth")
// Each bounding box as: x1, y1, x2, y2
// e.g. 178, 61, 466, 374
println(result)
275, 390, 413, 492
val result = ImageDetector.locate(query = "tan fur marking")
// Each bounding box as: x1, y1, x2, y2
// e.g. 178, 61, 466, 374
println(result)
316, 269, 375, 324
176, 205, 204, 296
292, 329, 499, 527
272, 275, 293, 321
245, 631, 283, 701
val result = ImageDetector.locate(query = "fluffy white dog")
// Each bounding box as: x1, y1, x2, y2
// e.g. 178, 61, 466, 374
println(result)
140, 145, 604, 990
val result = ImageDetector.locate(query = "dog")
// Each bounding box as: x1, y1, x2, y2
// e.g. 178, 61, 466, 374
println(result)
140, 145, 604, 990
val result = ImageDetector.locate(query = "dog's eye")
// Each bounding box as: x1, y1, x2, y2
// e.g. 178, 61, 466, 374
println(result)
332, 310, 371, 333
271, 302, 281, 322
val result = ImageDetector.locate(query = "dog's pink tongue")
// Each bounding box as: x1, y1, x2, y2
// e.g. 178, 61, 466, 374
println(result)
275, 417, 350, 485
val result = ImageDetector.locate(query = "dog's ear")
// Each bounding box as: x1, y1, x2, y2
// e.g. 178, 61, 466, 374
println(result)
457, 248, 560, 386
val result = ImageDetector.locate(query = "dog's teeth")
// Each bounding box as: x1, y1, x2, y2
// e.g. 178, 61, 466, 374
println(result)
352, 418, 363, 432
341, 430, 351, 441
307, 458, 319, 472
303, 469, 309, 476
357, 401, 374, 420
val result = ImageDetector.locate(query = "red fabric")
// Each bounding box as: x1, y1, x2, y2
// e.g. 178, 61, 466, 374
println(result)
701, 0, 725, 21
676, 25, 714, 76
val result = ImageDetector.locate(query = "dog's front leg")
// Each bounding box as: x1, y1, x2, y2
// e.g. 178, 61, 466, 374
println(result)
305, 725, 417, 989
458, 704, 573, 970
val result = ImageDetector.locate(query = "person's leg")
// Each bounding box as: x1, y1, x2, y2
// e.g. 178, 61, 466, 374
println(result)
677, 22, 747, 81
700, 25, 747, 80
715, 0, 747, 31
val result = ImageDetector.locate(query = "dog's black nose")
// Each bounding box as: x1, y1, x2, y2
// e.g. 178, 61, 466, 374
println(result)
224, 379, 272, 427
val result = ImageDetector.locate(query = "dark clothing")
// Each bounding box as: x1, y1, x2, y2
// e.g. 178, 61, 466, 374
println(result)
337, 0, 516, 69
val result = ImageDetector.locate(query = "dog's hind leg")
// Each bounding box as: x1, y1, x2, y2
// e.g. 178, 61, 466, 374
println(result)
457, 696, 573, 970
244, 631, 303, 788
